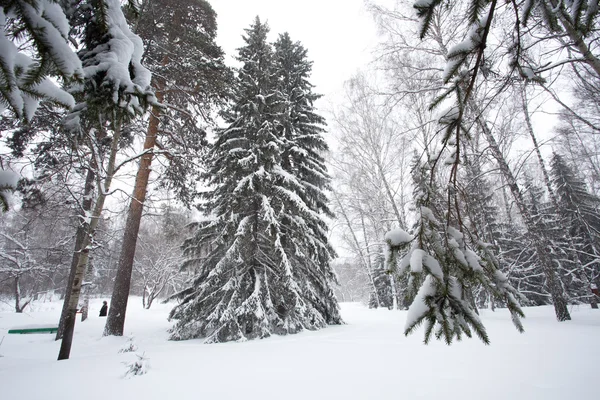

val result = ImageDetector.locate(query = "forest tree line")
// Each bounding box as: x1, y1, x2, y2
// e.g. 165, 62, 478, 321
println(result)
0, 0, 599, 351
333, 0, 600, 343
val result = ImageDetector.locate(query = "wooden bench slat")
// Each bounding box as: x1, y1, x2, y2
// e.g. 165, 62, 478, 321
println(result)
8, 327, 58, 334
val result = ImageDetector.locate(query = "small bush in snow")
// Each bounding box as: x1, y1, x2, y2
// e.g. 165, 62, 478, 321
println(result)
123, 353, 149, 378
118, 336, 138, 353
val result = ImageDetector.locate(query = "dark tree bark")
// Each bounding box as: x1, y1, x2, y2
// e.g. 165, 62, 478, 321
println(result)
56, 168, 95, 339
103, 94, 162, 336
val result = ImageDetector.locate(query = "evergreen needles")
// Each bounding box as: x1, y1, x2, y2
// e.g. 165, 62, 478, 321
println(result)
168, 18, 342, 343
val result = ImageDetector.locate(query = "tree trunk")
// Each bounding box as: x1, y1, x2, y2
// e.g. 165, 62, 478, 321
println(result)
142, 284, 147, 309
500, 175, 514, 226
520, 86, 558, 207
521, 86, 599, 309
376, 159, 405, 230
332, 192, 380, 307
56, 168, 95, 339
592, 284, 600, 307
389, 273, 398, 310
553, 3, 600, 78
104, 94, 163, 337
80, 255, 98, 321
14, 276, 24, 313
581, 272, 598, 309
58, 122, 123, 360
375, 160, 405, 310
146, 291, 154, 310
475, 114, 571, 321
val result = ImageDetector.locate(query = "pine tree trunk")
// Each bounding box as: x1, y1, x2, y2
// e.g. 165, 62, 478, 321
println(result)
58, 122, 123, 360
475, 114, 571, 321
103, 96, 162, 337
56, 169, 95, 340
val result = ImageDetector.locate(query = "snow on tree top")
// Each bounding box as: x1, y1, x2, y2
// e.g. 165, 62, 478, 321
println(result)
83, 0, 151, 95
385, 228, 412, 246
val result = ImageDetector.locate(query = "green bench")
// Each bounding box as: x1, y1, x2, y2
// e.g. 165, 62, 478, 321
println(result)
8, 326, 58, 334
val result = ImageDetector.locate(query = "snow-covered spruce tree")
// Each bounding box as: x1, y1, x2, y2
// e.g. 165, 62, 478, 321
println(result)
461, 155, 501, 247
551, 153, 600, 306
271, 32, 342, 315
521, 176, 574, 302
169, 18, 341, 343
273, 32, 329, 198
515, 172, 590, 306
385, 155, 524, 344
57, 0, 153, 360
372, 247, 395, 309
466, 168, 549, 307
460, 155, 511, 308
492, 174, 580, 308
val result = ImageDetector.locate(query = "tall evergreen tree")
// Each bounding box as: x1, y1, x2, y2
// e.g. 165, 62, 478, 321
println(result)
551, 153, 600, 305
273, 33, 329, 198
372, 247, 395, 309
169, 18, 341, 343
461, 156, 500, 247
271, 32, 341, 318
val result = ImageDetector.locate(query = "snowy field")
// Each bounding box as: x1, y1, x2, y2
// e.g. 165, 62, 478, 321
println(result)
1, 298, 598, 400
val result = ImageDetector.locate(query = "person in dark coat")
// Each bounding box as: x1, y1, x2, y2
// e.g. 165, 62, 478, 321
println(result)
99, 301, 108, 317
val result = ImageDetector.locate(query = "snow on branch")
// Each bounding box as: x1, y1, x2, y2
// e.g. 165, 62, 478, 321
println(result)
0, 2, 82, 121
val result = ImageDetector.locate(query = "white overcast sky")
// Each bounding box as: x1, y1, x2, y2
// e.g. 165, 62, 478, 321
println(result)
211, 0, 385, 103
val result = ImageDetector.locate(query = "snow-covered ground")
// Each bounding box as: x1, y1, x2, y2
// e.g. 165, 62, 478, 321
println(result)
0, 298, 598, 399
